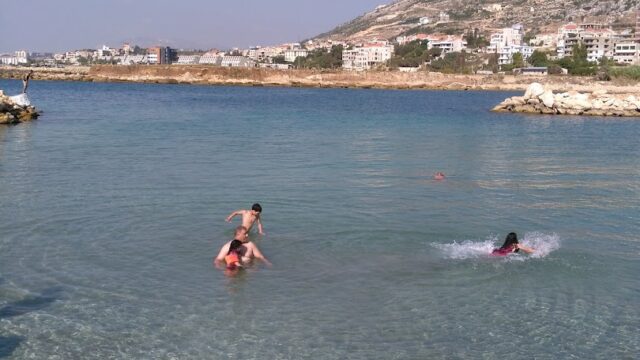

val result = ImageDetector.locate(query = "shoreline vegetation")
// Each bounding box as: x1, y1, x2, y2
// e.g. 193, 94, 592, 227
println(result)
1, 65, 639, 94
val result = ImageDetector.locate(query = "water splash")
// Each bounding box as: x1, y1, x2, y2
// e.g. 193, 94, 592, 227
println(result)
434, 232, 560, 260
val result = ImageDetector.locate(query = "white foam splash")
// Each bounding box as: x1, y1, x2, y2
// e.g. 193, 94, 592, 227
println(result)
434, 232, 560, 260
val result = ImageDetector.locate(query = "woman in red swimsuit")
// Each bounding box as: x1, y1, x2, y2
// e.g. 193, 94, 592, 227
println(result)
492, 232, 535, 256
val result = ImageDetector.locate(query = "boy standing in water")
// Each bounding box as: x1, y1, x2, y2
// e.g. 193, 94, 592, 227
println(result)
226, 203, 265, 235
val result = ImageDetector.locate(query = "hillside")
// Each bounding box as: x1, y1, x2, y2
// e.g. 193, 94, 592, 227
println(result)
315, 0, 639, 41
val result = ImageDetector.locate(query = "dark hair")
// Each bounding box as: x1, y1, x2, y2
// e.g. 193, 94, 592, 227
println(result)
500, 232, 520, 252
228, 239, 243, 255
251, 203, 262, 213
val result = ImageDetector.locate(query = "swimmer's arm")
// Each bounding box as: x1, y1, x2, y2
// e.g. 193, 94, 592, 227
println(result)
214, 243, 230, 269
225, 210, 243, 222
257, 217, 265, 235
517, 244, 535, 254
250, 244, 272, 266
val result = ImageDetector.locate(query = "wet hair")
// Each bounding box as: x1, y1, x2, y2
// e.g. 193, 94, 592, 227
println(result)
500, 232, 520, 252
251, 203, 262, 213
228, 239, 243, 255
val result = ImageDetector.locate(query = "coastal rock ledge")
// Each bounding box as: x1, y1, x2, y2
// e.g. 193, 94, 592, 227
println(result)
492, 83, 640, 117
0, 91, 40, 125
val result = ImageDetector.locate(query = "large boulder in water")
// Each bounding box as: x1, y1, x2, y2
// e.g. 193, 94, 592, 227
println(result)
0, 91, 40, 125
523, 82, 545, 100
539, 90, 555, 108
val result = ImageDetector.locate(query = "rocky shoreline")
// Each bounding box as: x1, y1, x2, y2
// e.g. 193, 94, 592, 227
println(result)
492, 83, 640, 117
1, 65, 640, 94
0, 91, 40, 125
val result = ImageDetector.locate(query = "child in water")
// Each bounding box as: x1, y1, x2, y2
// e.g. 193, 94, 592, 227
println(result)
492, 232, 535, 256
226, 203, 265, 235
224, 240, 244, 270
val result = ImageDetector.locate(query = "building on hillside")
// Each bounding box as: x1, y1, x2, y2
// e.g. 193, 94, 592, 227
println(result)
488, 25, 523, 51
284, 49, 308, 62
419, 17, 430, 25
636, 8, 640, 43
581, 29, 616, 62
396, 33, 429, 46
488, 25, 532, 65
425, 34, 467, 54
220, 56, 255, 67
613, 42, 638, 64
439, 12, 450, 22
530, 33, 559, 49
342, 40, 394, 71
558, 27, 616, 62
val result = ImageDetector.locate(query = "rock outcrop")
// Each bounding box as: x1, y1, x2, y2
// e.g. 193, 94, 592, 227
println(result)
492, 83, 640, 117
0, 91, 40, 125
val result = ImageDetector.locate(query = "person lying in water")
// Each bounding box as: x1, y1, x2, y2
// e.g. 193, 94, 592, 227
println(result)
226, 203, 265, 235
214, 226, 271, 268
491, 232, 535, 256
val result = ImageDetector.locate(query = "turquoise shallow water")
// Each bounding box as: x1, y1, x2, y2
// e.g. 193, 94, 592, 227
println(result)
0, 79, 639, 359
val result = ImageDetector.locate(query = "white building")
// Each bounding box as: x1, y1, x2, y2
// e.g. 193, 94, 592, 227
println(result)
419, 17, 430, 25
494, 44, 534, 65
284, 49, 308, 62
220, 56, 255, 67
613, 42, 638, 64
15, 50, 29, 64
147, 53, 158, 64
425, 34, 467, 54
176, 55, 201, 64
488, 26, 523, 51
199, 52, 223, 65
342, 40, 394, 71
487, 25, 533, 65
0, 54, 18, 65
97, 45, 117, 59
439, 12, 450, 22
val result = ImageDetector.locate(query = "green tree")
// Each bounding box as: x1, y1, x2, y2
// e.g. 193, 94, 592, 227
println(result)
272, 55, 286, 64
512, 52, 525, 68
294, 45, 343, 69
528, 50, 548, 67
429, 52, 471, 73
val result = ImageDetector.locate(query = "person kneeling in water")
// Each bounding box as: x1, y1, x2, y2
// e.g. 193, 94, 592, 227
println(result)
492, 232, 535, 256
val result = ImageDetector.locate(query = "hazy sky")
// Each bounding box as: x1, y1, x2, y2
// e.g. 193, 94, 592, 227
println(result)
1, 0, 390, 53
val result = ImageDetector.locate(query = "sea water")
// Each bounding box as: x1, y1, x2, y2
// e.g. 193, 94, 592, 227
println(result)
0, 80, 638, 359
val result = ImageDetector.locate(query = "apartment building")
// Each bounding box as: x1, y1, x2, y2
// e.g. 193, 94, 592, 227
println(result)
284, 49, 308, 63
342, 40, 394, 71
425, 35, 467, 54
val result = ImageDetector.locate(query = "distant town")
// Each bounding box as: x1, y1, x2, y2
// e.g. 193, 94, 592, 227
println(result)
2, 9, 639, 76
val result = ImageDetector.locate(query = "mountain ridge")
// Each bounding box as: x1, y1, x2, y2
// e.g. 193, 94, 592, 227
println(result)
314, 0, 639, 42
